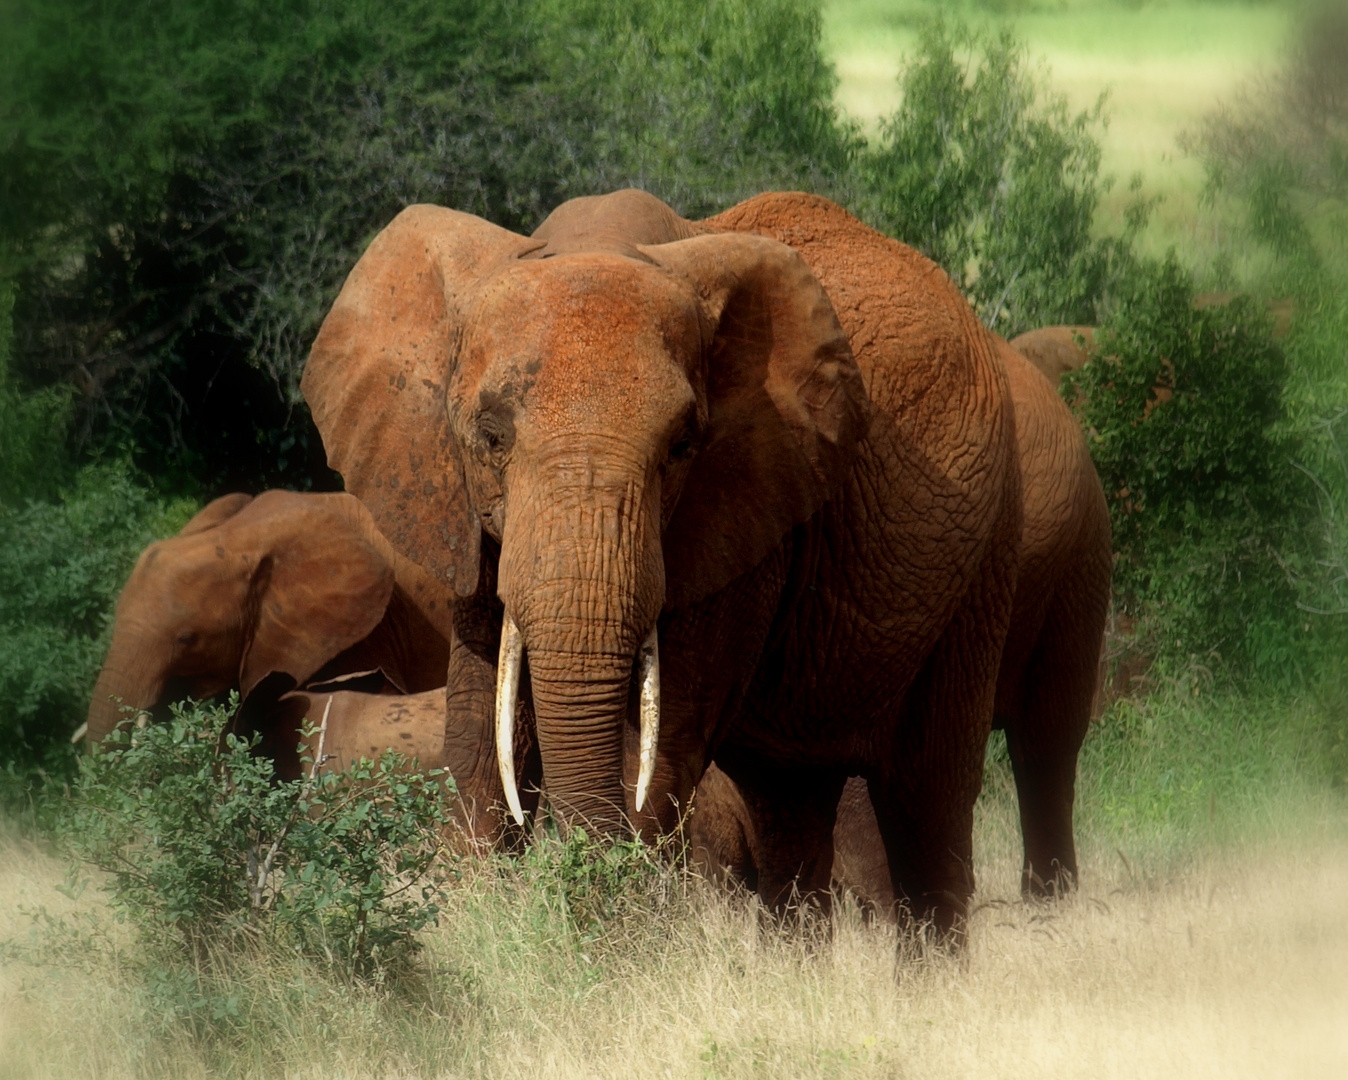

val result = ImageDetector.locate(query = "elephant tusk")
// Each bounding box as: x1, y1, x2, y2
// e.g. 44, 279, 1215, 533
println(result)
70, 722, 88, 745
494, 614, 526, 827
635, 624, 660, 814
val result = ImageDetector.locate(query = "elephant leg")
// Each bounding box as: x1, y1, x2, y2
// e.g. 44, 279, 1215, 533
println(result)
713, 751, 846, 918
625, 550, 789, 837
831, 776, 896, 920
686, 763, 758, 891
1004, 593, 1100, 898
872, 580, 1008, 945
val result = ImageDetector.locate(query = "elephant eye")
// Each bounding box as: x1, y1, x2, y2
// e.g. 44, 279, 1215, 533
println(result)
476, 414, 512, 459
669, 437, 694, 462
176, 631, 198, 646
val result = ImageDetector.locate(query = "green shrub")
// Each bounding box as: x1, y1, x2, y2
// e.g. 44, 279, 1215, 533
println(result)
0, 461, 196, 802
0, 278, 70, 505
1065, 255, 1311, 675
60, 696, 455, 980
858, 18, 1143, 336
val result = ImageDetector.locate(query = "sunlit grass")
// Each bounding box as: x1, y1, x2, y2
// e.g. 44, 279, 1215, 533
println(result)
823, 0, 1294, 267
2, 684, 1344, 1078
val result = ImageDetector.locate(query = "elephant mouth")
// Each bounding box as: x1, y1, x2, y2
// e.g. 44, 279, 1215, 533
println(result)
493, 614, 660, 825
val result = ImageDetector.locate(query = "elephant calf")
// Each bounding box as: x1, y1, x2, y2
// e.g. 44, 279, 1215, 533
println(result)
83, 490, 454, 747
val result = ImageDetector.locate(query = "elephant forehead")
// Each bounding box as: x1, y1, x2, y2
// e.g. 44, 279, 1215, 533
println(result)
463, 258, 704, 391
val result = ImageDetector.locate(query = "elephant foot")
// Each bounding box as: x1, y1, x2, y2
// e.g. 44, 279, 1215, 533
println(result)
1021, 857, 1077, 900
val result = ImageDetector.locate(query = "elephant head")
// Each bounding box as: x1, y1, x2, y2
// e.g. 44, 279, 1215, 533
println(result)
302, 189, 871, 831
85, 489, 450, 745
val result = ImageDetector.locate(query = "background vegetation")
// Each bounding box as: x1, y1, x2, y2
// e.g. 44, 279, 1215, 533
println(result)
1, 1, 1346, 1072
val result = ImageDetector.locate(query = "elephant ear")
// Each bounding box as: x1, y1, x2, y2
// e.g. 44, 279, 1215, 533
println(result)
178, 493, 254, 537
301, 205, 537, 596
640, 234, 871, 608
236, 492, 397, 698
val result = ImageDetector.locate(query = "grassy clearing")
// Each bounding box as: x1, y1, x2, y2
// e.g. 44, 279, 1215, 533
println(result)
2, 688, 1344, 1079
823, 0, 1293, 264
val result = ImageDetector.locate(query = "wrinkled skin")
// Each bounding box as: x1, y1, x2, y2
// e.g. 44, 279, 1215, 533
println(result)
691, 336, 1112, 908
85, 490, 453, 747
302, 190, 1021, 936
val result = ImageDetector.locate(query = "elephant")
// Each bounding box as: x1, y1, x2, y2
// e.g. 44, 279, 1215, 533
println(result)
1011, 294, 1293, 395
301, 188, 1023, 937
84, 489, 455, 747
1008, 326, 1095, 389
689, 333, 1112, 905
232, 672, 540, 843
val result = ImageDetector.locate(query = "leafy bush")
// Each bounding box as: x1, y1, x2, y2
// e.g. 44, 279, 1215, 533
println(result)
534, 0, 856, 219
0, 460, 196, 802
1065, 255, 1311, 675
0, 278, 70, 505
857, 18, 1143, 336
60, 697, 454, 980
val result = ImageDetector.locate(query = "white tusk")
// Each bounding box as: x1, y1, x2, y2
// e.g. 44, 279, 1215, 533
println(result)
70, 722, 88, 745
495, 614, 526, 826
635, 624, 660, 813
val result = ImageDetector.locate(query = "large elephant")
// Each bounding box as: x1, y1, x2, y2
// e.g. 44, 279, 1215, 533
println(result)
84, 490, 454, 746
301, 189, 1021, 935
691, 335, 1112, 903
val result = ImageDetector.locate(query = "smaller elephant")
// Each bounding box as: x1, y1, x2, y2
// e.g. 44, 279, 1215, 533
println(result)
84, 490, 454, 747
1008, 326, 1095, 388
234, 677, 540, 845
687, 767, 890, 913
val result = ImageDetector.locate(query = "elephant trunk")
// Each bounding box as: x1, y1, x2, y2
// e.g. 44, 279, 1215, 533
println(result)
496, 455, 664, 834
85, 644, 163, 746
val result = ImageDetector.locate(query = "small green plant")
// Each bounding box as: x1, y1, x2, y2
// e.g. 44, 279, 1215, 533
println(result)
60, 696, 455, 980
523, 826, 667, 939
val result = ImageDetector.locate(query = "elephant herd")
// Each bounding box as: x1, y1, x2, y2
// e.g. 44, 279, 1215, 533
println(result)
84, 190, 1111, 942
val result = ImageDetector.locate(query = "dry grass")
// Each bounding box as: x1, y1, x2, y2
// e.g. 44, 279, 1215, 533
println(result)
3, 778, 1346, 1079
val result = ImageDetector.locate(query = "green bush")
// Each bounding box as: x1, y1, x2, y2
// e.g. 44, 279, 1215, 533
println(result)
60, 697, 454, 980
858, 18, 1143, 336
1065, 254, 1311, 675
0, 278, 70, 505
0, 460, 196, 801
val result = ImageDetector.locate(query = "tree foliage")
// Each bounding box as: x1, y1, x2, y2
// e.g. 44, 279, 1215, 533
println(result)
1182, 2, 1348, 269
1, 0, 854, 493
1065, 256, 1310, 674
857, 19, 1140, 337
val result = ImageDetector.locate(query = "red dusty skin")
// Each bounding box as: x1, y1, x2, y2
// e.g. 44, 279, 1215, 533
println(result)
85, 641, 167, 743
495, 443, 666, 834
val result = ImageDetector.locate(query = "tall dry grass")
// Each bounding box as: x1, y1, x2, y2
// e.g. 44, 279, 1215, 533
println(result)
3, 749, 1345, 1080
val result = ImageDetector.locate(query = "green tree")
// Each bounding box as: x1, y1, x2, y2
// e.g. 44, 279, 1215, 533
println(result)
858, 19, 1138, 336
1, 0, 854, 493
